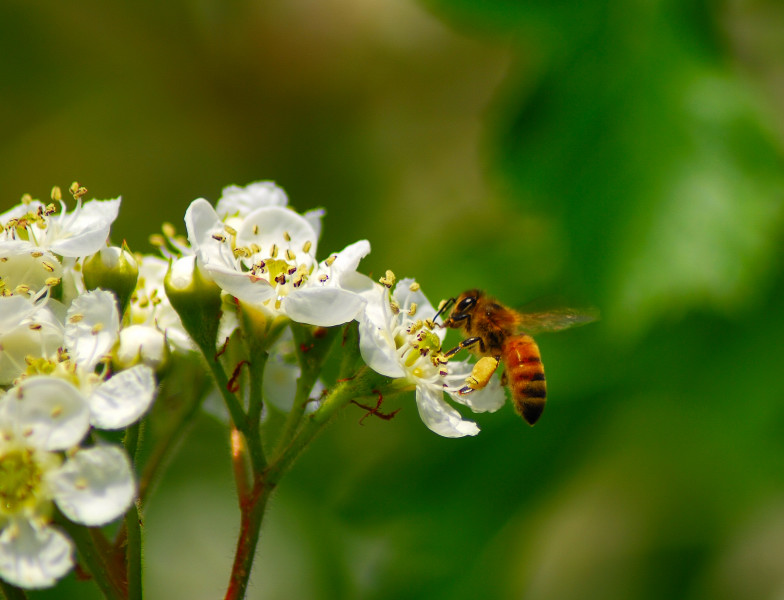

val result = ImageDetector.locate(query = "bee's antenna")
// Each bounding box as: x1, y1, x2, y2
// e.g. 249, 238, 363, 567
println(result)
432, 297, 456, 323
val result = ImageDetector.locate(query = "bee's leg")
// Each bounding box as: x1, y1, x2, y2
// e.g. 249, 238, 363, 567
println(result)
459, 355, 500, 395
442, 312, 471, 331
500, 369, 508, 387
443, 336, 483, 359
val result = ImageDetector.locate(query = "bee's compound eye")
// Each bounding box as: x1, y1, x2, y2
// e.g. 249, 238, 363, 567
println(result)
456, 296, 477, 313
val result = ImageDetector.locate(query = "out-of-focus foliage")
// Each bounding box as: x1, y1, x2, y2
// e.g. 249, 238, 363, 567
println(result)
4, 0, 784, 598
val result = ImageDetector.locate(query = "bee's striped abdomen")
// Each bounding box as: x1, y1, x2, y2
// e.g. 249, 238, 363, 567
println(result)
502, 335, 546, 425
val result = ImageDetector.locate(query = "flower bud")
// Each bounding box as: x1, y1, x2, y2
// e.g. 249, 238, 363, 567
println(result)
83, 244, 138, 314
164, 256, 223, 352
115, 324, 169, 371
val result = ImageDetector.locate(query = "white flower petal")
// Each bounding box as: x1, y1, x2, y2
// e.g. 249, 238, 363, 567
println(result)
204, 266, 277, 305
65, 290, 120, 371
0, 519, 73, 589
448, 372, 506, 413
415, 385, 479, 438
184, 198, 223, 255
0, 200, 46, 223
0, 298, 63, 385
88, 365, 156, 429
216, 181, 289, 219
49, 446, 135, 526
48, 198, 121, 257
357, 314, 406, 378
324, 240, 371, 280
393, 277, 438, 320
235, 206, 318, 250
302, 208, 325, 240
282, 287, 366, 327
0, 378, 90, 451
116, 325, 167, 370
0, 242, 63, 294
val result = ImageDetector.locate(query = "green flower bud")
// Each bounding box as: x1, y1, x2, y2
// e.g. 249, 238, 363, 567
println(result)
83, 244, 139, 314
164, 256, 223, 353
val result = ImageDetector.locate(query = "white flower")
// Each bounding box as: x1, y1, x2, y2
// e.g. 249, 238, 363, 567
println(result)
0, 296, 62, 386
128, 254, 192, 353
215, 181, 325, 239
1, 197, 120, 258
62, 290, 157, 429
0, 196, 120, 298
184, 184, 370, 327
0, 378, 135, 588
356, 277, 505, 438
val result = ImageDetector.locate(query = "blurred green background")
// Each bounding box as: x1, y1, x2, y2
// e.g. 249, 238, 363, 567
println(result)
5, 0, 784, 598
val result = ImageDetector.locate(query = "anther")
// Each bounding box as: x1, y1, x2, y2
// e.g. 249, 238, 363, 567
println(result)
41, 261, 56, 272
51, 186, 62, 201
283, 231, 291, 242
252, 224, 259, 235
409, 282, 420, 292
319, 274, 329, 283
270, 244, 279, 258
408, 303, 417, 317
69, 182, 88, 200
91, 324, 104, 335
162, 222, 176, 238
224, 225, 237, 236
325, 254, 337, 267
286, 249, 296, 261
379, 270, 396, 288
212, 233, 227, 242
45, 277, 60, 287
302, 241, 312, 253
31, 251, 43, 258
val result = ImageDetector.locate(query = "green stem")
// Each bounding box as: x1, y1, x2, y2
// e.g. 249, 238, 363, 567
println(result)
266, 367, 372, 486
201, 348, 246, 435
57, 518, 125, 600
125, 502, 143, 600
244, 352, 269, 473
123, 422, 143, 600
273, 372, 317, 456
0, 580, 27, 600
223, 475, 274, 600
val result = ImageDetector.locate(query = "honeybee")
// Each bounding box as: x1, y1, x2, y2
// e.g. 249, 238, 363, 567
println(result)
436, 290, 597, 425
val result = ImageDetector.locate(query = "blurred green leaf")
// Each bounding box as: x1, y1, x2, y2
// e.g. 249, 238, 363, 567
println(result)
426, 0, 784, 336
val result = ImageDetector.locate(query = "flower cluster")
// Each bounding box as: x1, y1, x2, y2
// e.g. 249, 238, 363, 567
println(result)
0, 180, 514, 590
0, 187, 152, 587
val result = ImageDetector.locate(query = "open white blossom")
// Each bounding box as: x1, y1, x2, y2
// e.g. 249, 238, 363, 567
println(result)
0, 196, 120, 299
0, 296, 63, 386
0, 197, 120, 258
62, 290, 157, 429
0, 378, 135, 588
356, 277, 505, 438
184, 182, 370, 327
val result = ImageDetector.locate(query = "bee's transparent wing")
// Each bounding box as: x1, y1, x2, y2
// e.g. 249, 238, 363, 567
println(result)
514, 307, 600, 334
